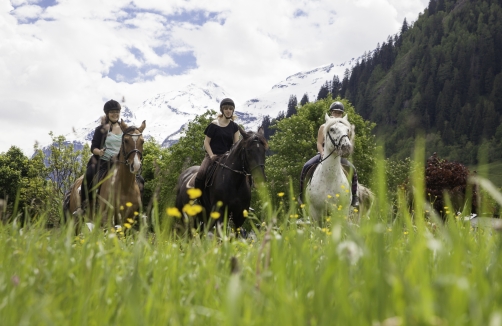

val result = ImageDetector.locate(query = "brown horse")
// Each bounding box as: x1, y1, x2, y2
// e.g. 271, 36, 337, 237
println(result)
65, 120, 146, 228
175, 127, 268, 232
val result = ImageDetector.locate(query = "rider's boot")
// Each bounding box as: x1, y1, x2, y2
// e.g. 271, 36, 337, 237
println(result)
351, 195, 360, 208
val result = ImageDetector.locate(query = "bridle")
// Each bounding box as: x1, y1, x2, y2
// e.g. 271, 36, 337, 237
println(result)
320, 124, 350, 163
217, 136, 266, 182
118, 131, 143, 171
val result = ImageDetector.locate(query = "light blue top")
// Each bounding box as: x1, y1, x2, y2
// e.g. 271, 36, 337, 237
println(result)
101, 132, 123, 161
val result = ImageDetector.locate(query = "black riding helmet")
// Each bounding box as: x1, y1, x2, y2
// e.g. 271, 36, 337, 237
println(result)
103, 99, 122, 114
220, 98, 235, 109
329, 101, 344, 113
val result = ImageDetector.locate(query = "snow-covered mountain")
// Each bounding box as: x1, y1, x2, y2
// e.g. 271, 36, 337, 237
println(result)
50, 63, 340, 152
242, 63, 336, 130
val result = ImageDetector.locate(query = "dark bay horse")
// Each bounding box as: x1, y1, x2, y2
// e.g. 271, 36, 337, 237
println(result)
65, 120, 146, 228
175, 127, 268, 231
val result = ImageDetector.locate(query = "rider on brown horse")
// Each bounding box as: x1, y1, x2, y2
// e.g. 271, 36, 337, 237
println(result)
194, 98, 240, 197
299, 101, 360, 207
75, 99, 145, 215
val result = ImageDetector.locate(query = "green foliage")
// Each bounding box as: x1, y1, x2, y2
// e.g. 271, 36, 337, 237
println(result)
45, 132, 89, 197
266, 96, 377, 200
140, 138, 169, 209
150, 110, 215, 209
0, 146, 49, 219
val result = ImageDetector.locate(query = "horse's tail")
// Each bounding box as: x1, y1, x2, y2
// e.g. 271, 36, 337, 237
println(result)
358, 184, 375, 219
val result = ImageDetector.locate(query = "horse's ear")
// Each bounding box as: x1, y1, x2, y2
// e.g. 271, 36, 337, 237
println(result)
239, 126, 250, 139
120, 119, 128, 131
325, 113, 330, 122
257, 127, 264, 137
138, 120, 146, 133
342, 114, 349, 122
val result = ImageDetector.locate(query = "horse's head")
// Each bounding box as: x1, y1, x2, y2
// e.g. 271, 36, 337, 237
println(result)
238, 127, 268, 183
323, 113, 353, 156
119, 120, 146, 174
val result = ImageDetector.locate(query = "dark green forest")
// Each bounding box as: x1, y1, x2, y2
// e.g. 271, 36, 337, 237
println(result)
317, 0, 502, 163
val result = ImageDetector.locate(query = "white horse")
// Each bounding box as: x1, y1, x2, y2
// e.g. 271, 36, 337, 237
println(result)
306, 114, 354, 223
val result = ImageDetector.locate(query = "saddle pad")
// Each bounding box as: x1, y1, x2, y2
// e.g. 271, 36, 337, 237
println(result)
186, 173, 197, 189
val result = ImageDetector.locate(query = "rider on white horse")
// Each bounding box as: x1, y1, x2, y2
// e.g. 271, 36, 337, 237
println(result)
299, 101, 359, 207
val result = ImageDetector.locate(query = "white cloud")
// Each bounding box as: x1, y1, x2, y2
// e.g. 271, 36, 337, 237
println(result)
10, 4, 43, 22
0, 0, 428, 154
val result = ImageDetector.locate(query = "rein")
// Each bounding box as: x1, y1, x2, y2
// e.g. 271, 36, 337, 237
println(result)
319, 129, 349, 163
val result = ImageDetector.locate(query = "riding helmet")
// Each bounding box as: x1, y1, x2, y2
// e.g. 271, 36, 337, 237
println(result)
329, 101, 344, 112
220, 98, 235, 109
103, 99, 122, 114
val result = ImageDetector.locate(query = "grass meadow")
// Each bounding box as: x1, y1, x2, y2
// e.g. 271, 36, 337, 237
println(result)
1, 146, 502, 325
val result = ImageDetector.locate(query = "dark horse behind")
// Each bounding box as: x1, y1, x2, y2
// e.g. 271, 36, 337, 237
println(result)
175, 127, 268, 232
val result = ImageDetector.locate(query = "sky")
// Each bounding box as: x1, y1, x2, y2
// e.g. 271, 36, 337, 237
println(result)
0, 0, 429, 154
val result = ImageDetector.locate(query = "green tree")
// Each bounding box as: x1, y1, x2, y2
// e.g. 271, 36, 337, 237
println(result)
0, 146, 50, 221
45, 132, 89, 197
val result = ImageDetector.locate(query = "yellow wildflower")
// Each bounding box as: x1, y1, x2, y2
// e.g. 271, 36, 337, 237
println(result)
327, 195, 332, 198
217, 201, 223, 207
278, 192, 285, 197
210, 211, 220, 219
120, 205, 124, 211
126, 202, 133, 207
134, 211, 139, 216
335, 194, 340, 198
182, 204, 203, 216
124, 223, 132, 229
243, 209, 248, 218
166, 207, 182, 218
300, 204, 305, 208
127, 218, 134, 224
187, 188, 202, 199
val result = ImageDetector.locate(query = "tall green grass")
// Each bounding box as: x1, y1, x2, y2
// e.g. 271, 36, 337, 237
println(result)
2, 144, 502, 325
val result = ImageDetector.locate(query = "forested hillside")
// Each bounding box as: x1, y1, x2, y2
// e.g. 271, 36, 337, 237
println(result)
334, 0, 502, 163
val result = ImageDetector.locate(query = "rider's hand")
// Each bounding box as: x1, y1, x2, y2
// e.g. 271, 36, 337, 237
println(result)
100, 148, 106, 156
210, 154, 217, 160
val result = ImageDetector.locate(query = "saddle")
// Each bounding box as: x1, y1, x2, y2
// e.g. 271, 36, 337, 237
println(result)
186, 159, 221, 189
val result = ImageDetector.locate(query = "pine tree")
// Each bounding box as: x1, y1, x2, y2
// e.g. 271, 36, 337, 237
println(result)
260, 115, 272, 140
317, 81, 330, 101
300, 93, 309, 106
401, 18, 409, 35
286, 95, 298, 118
491, 72, 502, 114
332, 75, 341, 99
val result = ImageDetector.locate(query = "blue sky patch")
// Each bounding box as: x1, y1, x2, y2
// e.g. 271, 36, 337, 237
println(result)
106, 51, 197, 83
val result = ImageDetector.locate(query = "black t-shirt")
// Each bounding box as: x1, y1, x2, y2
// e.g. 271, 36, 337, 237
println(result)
204, 121, 239, 155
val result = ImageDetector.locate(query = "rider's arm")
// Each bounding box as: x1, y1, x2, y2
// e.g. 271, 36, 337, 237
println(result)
203, 136, 215, 159
317, 125, 325, 156
233, 130, 240, 144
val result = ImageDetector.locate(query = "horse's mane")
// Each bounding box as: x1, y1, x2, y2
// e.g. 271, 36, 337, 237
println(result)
229, 128, 269, 153
123, 126, 140, 135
